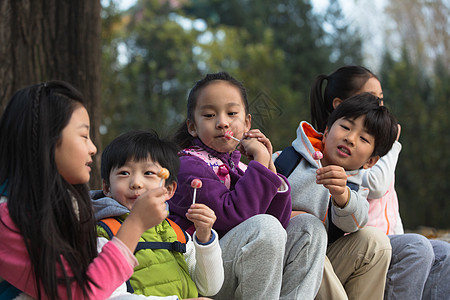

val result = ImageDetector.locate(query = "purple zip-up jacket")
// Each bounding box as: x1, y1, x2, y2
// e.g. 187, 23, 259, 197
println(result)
168, 139, 292, 238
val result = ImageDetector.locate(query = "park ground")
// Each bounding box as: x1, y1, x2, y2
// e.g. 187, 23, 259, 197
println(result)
408, 227, 450, 243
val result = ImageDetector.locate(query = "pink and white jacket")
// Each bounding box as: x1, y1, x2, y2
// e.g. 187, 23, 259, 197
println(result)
0, 199, 138, 300
362, 141, 404, 235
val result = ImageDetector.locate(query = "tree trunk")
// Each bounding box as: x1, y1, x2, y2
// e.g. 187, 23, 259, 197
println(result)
0, 0, 102, 188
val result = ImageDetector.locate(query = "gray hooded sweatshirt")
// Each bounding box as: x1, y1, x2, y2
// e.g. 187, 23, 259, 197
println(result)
90, 190, 129, 220
275, 121, 369, 234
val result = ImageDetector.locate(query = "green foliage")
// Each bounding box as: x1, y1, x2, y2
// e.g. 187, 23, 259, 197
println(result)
101, 0, 203, 145
380, 48, 450, 229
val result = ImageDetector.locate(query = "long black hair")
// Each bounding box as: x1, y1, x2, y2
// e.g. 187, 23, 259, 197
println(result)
310, 65, 378, 132
172, 71, 249, 149
0, 81, 98, 299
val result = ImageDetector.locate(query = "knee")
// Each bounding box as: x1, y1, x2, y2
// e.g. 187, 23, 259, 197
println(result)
358, 226, 392, 251
393, 234, 434, 261
289, 213, 326, 233
287, 213, 328, 244
245, 214, 287, 246
353, 227, 392, 268
431, 240, 450, 263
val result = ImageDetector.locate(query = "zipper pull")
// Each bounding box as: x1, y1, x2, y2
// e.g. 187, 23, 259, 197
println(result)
229, 158, 235, 171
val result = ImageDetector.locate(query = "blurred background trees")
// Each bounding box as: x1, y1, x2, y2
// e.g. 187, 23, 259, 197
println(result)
378, 0, 450, 229
0, 0, 448, 229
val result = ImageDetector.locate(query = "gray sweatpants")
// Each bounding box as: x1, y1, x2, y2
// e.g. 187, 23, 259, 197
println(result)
213, 213, 327, 300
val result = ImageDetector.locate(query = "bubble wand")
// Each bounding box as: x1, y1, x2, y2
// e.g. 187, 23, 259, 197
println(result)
191, 179, 202, 204
157, 168, 170, 211
313, 150, 323, 168
158, 168, 170, 187
224, 130, 241, 142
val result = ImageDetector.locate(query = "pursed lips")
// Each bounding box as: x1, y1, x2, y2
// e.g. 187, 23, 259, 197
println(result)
217, 131, 228, 137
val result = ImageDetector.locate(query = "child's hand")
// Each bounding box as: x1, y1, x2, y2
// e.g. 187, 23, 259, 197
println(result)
239, 129, 272, 169
133, 187, 169, 228
243, 129, 273, 154
242, 129, 277, 173
186, 203, 216, 243
316, 165, 349, 207
124, 187, 168, 233
116, 187, 168, 252
239, 137, 270, 167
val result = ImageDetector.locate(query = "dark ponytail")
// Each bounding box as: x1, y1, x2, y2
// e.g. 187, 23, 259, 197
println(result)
310, 74, 329, 133
172, 122, 194, 150
309, 65, 377, 133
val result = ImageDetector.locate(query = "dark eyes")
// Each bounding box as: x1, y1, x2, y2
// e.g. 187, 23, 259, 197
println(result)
360, 136, 370, 143
340, 124, 370, 143
202, 112, 238, 118
118, 171, 155, 176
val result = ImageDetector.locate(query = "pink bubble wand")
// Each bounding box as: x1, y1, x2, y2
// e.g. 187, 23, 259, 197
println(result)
191, 179, 202, 204
224, 130, 241, 142
313, 150, 323, 168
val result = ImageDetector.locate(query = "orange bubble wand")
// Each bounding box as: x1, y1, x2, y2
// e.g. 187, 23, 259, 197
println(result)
158, 168, 170, 212
158, 168, 170, 187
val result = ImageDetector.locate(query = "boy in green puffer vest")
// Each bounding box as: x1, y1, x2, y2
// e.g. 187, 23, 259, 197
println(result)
91, 130, 223, 299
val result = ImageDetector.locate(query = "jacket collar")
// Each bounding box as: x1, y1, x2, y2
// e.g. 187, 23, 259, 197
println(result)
193, 138, 242, 170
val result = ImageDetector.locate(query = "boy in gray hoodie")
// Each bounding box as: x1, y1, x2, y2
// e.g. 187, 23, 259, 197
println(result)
274, 92, 398, 299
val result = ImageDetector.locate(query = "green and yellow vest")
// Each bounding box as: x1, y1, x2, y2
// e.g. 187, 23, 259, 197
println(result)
97, 215, 198, 298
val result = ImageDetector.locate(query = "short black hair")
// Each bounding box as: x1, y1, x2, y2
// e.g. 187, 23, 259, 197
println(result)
326, 93, 398, 157
101, 130, 180, 186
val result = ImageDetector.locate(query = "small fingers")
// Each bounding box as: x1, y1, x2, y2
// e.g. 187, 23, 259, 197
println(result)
244, 129, 263, 137
257, 137, 273, 153
187, 204, 216, 218
316, 166, 346, 177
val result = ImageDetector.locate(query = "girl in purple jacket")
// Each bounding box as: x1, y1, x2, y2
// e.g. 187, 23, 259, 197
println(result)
168, 72, 328, 300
